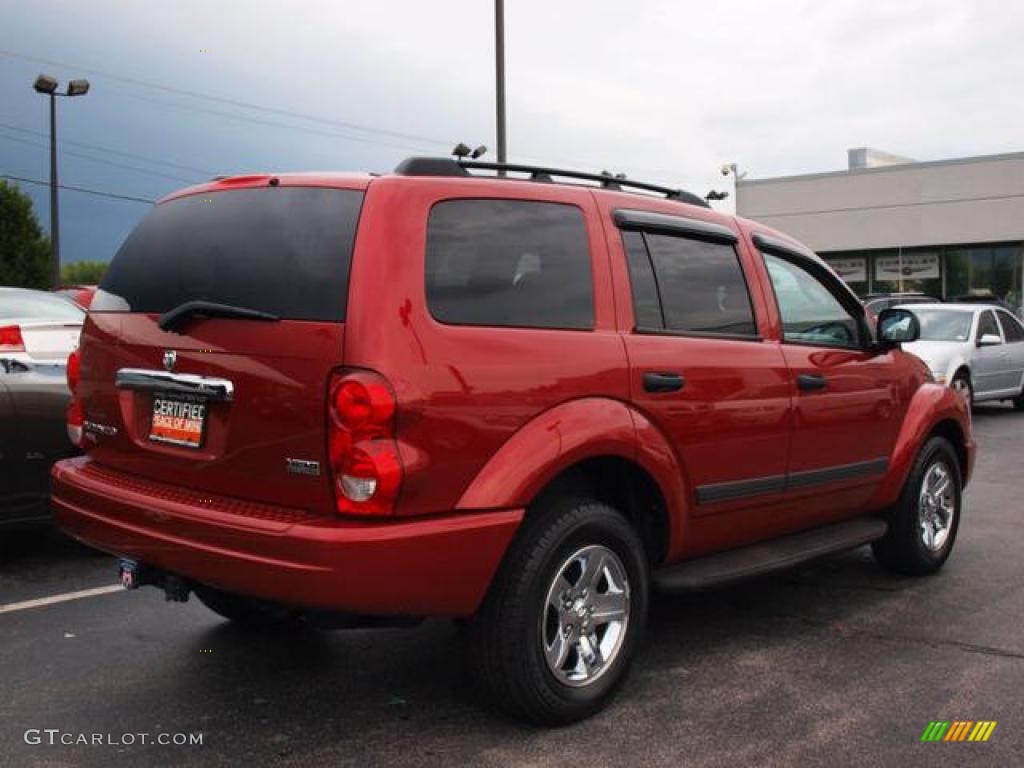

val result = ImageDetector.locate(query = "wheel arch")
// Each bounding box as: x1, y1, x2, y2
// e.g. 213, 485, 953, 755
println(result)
928, 418, 969, 486
527, 455, 672, 566
868, 383, 973, 509
456, 397, 689, 564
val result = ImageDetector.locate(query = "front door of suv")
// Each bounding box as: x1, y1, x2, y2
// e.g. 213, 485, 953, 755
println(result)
756, 237, 906, 519
610, 209, 793, 554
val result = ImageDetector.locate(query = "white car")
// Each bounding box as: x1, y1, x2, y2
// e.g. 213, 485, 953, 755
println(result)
0, 287, 85, 366
899, 303, 1024, 407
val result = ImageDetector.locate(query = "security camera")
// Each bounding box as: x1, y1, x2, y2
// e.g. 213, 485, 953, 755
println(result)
720, 163, 733, 177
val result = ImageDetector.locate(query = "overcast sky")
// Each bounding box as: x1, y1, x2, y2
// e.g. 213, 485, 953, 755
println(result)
2, 0, 1022, 263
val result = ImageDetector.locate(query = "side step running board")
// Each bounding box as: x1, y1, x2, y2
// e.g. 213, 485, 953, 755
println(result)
653, 517, 888, 592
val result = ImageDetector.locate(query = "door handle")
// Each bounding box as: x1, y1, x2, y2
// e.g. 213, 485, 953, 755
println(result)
797, 373, 828, 392
643, 372, 685, 393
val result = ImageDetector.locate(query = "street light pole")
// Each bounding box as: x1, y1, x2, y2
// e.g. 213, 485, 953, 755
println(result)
495, 0, 507, 167
47, 91, 60, 291
33, 75, 90, 290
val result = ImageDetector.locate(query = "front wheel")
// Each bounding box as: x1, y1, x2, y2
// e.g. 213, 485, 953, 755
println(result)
872, 436, 962, 576
468, 497, 648, 725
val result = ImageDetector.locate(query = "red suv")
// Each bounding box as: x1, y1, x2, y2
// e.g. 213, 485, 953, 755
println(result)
52, 158, 975, 724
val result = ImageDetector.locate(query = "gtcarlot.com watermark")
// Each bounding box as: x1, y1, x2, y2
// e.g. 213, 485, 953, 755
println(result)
24, 729, 203, 747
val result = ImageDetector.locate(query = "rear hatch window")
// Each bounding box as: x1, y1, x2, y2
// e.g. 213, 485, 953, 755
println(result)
92, 186, 364, 320
80, 185, 364, 515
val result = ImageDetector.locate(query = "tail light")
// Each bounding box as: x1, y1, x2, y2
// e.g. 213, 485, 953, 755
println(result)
66, 348, 83, 447
0, 325, 24, 353
327, 370, 402, 516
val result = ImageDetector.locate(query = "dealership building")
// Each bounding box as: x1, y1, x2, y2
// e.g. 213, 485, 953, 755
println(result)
735, 148, 1024, 314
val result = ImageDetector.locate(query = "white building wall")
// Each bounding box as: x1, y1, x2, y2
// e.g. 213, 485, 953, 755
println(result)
735, 152, 1024, 252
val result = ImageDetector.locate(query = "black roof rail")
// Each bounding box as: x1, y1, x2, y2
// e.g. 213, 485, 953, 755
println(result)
393, 157, 709, 208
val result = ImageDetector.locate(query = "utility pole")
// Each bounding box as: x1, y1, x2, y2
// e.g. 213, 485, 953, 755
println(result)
495, 0, 507, 167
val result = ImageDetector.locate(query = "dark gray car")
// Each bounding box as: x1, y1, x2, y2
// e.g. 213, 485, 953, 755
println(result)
1, 358, 77, 526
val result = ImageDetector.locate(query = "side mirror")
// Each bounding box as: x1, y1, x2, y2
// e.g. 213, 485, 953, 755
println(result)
977, 333, 1002, 347
876, 308, 920, 347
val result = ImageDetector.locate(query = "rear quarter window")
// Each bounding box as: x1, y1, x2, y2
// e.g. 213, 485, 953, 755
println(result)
93, 187, 364, 322
425, 199, 594, 330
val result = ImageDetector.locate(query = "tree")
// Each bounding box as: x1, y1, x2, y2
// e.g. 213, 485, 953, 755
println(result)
61, 260, 108, 286
0, 180, 51, 289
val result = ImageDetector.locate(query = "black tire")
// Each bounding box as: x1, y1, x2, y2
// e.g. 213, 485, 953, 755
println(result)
872, 436, 962, 576
468, 497, 648, 726
193, 584, 300, 627
951, 370, 973, 405
1013, 390, 1024, 411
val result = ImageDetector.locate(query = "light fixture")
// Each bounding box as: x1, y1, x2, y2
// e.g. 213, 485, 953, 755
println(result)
33, 74, 58, 94
66, 79, 90, 97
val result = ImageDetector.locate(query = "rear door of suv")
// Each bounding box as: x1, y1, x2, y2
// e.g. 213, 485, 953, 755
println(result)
80, 179, 366, 514
601, 203, 794, 555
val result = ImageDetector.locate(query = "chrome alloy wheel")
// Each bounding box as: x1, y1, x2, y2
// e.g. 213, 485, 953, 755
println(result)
918, 461, 955, 552
541, 544, 630, 687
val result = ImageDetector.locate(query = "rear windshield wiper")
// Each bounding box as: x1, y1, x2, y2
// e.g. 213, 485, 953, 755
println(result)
158, 300, 280, 332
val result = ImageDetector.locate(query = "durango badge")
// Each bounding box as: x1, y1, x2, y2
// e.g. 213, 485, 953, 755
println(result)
163, 350, 177, 372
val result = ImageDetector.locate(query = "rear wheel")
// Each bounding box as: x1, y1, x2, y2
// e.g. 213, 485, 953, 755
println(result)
193, 584, 300, 627
872, 436, 962, 576
468, 497, 648, 725
1014, 389, 1024, 411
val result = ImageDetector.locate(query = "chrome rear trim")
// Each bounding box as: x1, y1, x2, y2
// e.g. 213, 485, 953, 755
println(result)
115, 368, 234, 402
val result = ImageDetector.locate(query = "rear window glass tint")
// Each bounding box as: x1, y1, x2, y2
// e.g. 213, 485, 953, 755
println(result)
426, 199, 593, 330
621, 231, 662, 329
998, 311, 1024, 342
93, 187, 363, 321
643, 234, 757, 336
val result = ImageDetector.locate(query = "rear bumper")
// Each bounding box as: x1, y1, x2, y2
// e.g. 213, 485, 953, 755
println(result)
51, 457, 523, 616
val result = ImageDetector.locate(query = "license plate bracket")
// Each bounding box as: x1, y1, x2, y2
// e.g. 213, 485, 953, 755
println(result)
149, 393, 208, 449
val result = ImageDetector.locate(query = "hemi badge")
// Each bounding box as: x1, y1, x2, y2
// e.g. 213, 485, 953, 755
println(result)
83, 421, 119, 437
286, 458, 321, 477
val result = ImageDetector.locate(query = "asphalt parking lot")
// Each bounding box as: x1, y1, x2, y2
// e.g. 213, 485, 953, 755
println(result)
1, 404, 1021, 768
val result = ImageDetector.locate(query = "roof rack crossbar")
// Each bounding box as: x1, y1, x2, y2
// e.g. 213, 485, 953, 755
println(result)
456, 160, 707, 207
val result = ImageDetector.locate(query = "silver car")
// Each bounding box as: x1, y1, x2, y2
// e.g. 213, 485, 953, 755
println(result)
0, 286, 85, 365
899, 303, 1024, 407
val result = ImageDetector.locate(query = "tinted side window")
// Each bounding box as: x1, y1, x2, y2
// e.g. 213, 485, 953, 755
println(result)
426, 200, 593, 330
977, 311, 1001, 341
763, 254, 860, 348
997, 311, 1024, 342
95, 187, 364, 321
639, 234, 757, 336
621, 231, 662, 329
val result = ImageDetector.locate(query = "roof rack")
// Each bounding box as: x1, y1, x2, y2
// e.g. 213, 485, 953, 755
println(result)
393, 157, 709, 208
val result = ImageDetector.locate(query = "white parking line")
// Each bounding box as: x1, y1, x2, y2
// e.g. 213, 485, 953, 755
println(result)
0, 584, 123, 615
